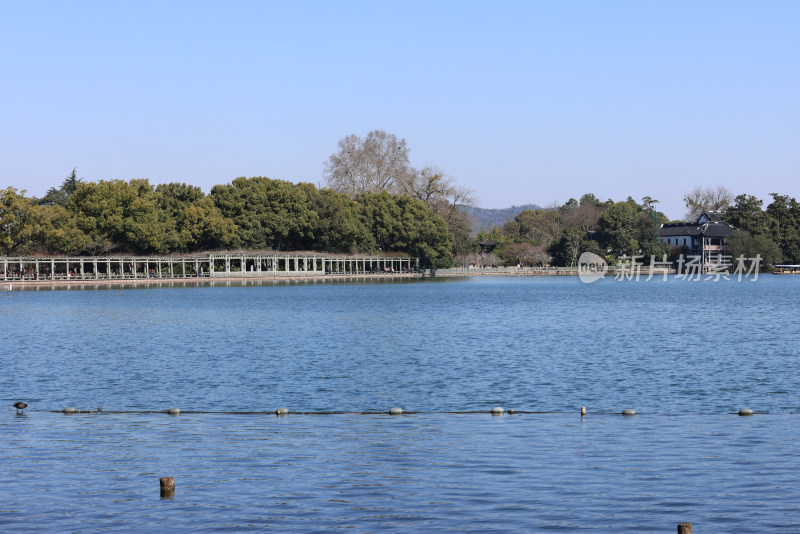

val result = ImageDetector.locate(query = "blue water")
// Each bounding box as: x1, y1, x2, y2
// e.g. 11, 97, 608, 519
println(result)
2, 276, 800, 531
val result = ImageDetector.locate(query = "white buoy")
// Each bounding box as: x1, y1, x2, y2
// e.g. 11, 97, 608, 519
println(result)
491, 406, 504, 415
580, 406, 587, 417
63, 406, 76, 414
621, 409, 636, 416
389, 407, 403, 415
167, 407, 181, 415
739, 407, 754, 416
275, 407, 289, 415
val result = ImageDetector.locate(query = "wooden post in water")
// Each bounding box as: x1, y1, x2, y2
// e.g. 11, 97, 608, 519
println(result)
677, 522, 692, 534
160, 477, 175, 498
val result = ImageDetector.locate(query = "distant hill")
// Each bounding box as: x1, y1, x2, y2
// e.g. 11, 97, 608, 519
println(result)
461, 204, 543, 233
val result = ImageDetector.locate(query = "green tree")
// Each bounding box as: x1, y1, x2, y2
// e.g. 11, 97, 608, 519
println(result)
156, 183, 237, 251
210, 177, 318, 250
35, 204, 89, 254
597, 197, 667, 260
356, 191, 453, 268
0, 187, 43, 255
502, 209, 563, 248
725, 194, 770, 236
307, 188, 374, 253
176, 197, 239, 252
725, 230, 782, 268
68, 179, 180, 254
597, 199, 640, 257
40, 168, 82, 206
766, 193, 800, 263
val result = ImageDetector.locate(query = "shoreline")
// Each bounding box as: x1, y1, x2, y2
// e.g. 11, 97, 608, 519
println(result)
1, 272, 426, 289
6, 267, 746, 289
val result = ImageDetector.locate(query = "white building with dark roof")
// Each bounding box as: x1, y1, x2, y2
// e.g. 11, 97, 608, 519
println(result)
658, 210, 736, 264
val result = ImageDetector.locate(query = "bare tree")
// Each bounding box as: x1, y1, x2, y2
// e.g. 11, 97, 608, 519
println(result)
683, 186, 733, 221
503, 242, 550, 266
565, 203, 604, 233
402, 166, 476, 223
323, 130, 412, 196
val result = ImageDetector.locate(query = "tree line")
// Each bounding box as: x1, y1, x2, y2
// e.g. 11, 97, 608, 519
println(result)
473, 194, 669, 268
0, 175, 454, 267
478, 187, 799, 268
3, 130, 798, 269
1, 130, 477, 267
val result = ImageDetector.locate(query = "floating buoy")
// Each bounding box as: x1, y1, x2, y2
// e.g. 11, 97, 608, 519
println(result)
275, 407, 289, 415
491, 406, 504, 415
738, 407, 754, 416
621, 409, 636, 416
167, 407, 181, 415
388, 407, 403, 415
580, 406, 587, 417
63, 406, 76, 414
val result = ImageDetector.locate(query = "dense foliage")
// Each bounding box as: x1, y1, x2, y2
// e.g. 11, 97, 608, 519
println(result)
5, 168, 799, 269
468, 191, 800, 268
1, 175, 456, 267
466, 194, 668, 268
725, 193, 799, 264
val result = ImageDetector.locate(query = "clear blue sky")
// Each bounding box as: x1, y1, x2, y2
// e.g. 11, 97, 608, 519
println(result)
1, 1, 797, 220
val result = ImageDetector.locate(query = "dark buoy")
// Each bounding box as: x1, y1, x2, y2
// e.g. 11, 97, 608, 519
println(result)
13, 402, 27, 414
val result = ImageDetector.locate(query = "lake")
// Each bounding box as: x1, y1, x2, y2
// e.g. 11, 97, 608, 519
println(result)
2, 275, 799, 531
